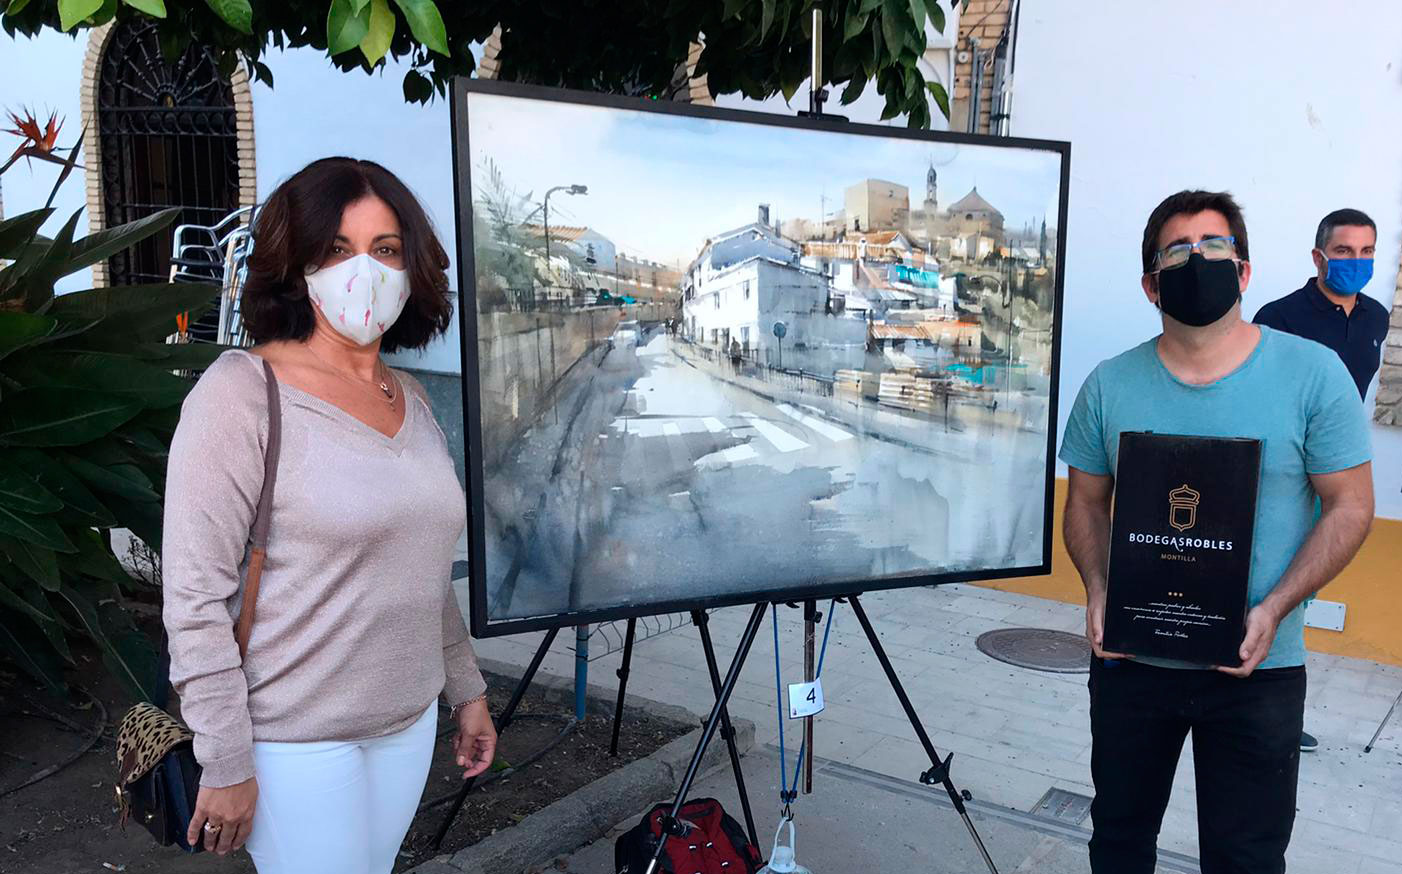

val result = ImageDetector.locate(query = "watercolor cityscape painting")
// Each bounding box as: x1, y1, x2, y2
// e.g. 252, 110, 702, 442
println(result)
455, 81, 1067, 635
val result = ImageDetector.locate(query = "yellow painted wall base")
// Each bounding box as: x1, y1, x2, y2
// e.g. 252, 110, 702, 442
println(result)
981, 478, 1402, 667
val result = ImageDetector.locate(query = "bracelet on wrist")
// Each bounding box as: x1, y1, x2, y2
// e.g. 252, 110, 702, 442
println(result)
450, 694, 487, 719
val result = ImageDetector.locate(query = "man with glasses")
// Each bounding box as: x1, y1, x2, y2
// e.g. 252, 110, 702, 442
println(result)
1252, 208, 1386, 754
1059, 190, 1374, 873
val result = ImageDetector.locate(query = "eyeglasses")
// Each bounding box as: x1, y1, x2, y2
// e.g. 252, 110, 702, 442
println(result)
1153, 236, 1237, 272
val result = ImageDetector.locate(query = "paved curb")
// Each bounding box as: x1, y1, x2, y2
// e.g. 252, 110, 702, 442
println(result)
405, 656, 755, 874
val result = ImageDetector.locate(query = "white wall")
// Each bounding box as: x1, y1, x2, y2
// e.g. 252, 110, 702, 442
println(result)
1010, 0, 1402, 520
0, 32, 91, 293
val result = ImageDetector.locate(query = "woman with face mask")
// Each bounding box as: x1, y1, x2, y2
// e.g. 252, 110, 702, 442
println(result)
160, 157, 496, 873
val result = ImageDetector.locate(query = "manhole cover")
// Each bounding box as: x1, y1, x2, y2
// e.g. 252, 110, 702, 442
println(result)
975, 627, 1090, 673
1031, 787, 1094, 824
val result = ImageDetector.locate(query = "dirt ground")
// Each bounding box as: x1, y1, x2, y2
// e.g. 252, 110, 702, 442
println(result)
1, 652, 689, 874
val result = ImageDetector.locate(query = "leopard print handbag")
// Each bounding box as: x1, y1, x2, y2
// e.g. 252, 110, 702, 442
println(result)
114, 358, 281, 852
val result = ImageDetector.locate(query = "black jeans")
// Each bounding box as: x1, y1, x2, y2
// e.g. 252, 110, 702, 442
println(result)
1088, 657, 1306, 874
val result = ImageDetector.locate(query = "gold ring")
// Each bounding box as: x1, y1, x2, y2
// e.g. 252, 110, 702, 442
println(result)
204, 822, 223, 833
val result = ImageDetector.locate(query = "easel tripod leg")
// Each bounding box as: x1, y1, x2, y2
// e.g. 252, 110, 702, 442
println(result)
1365, 687, 1402, 754
693, 609, 761, 848
610, 617, 638, 757
644, 602, 769, 874
430, 626, 562, 851
848, 595, 1001, 874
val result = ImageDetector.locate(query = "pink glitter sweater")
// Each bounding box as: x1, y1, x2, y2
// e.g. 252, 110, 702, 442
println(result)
162, 350, 485, 788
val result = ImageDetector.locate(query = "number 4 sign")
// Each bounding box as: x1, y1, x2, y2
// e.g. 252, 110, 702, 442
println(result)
787, 679, 825, 719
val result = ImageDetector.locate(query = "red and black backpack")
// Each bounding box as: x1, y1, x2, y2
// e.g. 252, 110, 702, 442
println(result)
615, 798, 763, 874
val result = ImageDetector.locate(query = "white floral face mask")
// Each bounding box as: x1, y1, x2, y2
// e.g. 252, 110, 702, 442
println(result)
304, 253, 410, 347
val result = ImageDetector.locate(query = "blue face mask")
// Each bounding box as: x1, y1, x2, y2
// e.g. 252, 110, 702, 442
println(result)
1324, 257, 1373, 295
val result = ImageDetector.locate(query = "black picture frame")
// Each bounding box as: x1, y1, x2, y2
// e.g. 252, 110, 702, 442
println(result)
450, 77, 1071, 638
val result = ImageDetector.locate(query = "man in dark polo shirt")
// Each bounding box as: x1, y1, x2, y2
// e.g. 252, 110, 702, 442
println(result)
1254, 208, 1387, 753
1255, 208, 1389, 399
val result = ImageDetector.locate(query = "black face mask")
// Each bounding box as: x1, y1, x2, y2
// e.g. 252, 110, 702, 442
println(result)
1154, 253, 1241, 327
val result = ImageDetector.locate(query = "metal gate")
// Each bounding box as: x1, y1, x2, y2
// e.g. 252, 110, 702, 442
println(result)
98, 18, 240, 329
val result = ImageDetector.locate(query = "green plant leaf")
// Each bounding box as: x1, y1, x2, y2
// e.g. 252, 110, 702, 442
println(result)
841, 75, 868, 104
0, 572, 63, 628
62, 454, 159, 503
62, 208, 181, 274
203, 0, 253, 35
17, 583, 77, 663
781, 75, 801, 103
0, 536, 60, 590
0, 312, 58, 362
121, 0, 167, 16
402, 69, 434, 103
359, 0, 395, 65
908, 0, 925, 31
53, 584, 151, 699
843, 9, 870, 41
133, 340, 228, 370
57, 0, 103, 30
0, 504, 75, 552
881, 0, 910, 63
328, 0, 372, 55
5, 0, 36, 17
100, 495, 164, 552
0, 613, 67, 692
44, 125, 86, 212
0, 467, 63, 515
115, 424, 169, 457
4, 351, 192, 408
5, 449, 115, 527
47, 282, 219, 345
721, 0, 746, 20
392, 0, 448, 56
926, 79, 950, 118
0, 209, 53, 256
0, 389, 143, 447
928, 0, 945, 33
760, 0, 776, 38
58, 529, 132, 585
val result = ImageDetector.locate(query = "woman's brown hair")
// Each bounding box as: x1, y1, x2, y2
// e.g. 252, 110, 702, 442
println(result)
241, 157, 453, 353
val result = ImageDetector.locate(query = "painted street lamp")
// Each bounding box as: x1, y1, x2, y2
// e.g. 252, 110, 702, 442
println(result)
543, 183, 588, 266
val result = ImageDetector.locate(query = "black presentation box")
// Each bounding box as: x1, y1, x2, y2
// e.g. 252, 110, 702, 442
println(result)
1102, 432, 1261, 667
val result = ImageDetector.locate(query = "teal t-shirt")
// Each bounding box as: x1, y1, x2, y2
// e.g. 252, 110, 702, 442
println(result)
1059, 326, 1371, 669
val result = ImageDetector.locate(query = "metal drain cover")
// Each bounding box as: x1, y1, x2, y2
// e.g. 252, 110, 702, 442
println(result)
975, 627, 1090, 673
1032, 787, 1094, 824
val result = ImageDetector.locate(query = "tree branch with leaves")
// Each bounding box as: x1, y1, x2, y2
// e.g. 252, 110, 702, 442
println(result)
2, 0, 953, 127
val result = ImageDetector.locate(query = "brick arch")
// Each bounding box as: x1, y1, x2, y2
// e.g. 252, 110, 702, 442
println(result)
79, 23, 256, 288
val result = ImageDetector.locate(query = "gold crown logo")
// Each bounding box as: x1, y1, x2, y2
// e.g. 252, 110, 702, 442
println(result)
1168, 483, 1199, 532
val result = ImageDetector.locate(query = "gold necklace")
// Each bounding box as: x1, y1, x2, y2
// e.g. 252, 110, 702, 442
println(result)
307, 343, 399, 406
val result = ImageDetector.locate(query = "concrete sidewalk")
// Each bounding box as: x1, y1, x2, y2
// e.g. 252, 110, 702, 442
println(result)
552, 745, 1196, 874
458, 580, 1402, 873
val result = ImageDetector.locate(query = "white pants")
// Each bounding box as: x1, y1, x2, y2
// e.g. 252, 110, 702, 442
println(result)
245, 703, 437, 874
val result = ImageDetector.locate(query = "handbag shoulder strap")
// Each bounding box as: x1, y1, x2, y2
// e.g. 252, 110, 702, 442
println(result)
233, 358, 282, 659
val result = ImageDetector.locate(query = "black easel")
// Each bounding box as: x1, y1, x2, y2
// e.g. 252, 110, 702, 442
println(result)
431, 626, 560, 850
608, 617, 637, 757
604, 611, 761, 847
641, 595, 1000, 874
434, 613, 763, 851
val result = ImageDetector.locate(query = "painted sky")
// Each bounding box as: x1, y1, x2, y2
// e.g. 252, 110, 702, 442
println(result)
466, 90, 1063, 269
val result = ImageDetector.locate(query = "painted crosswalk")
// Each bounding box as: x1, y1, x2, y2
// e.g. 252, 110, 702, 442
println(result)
608, 406, 858, 470
775, 403, 854, 442
738, 413, 809, 453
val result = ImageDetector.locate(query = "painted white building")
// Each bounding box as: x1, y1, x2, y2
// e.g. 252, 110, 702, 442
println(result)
683, 218, 864, 371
